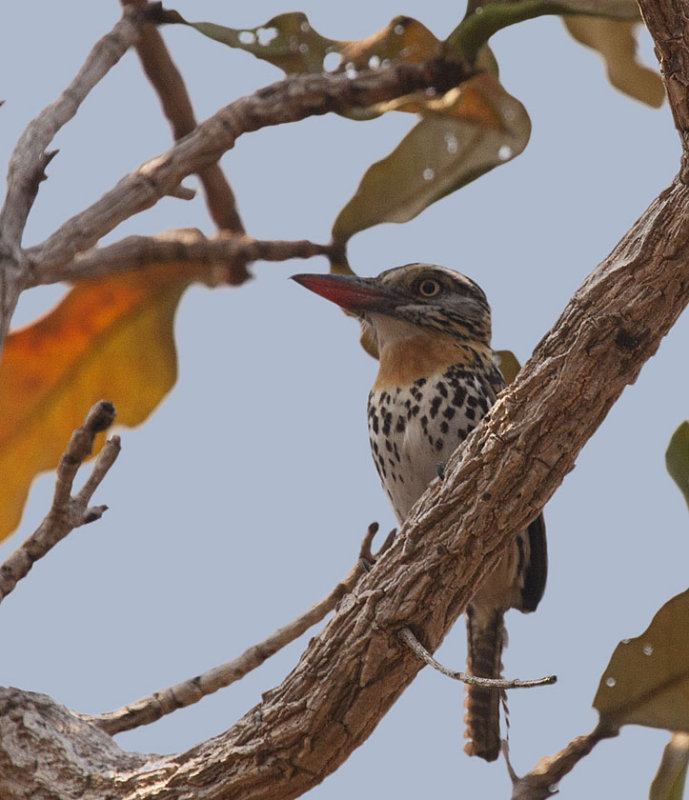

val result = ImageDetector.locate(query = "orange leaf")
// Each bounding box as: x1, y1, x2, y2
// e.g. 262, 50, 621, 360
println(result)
0, 262, 200, 541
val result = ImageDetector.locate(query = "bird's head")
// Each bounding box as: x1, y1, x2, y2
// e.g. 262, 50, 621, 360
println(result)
292, 263, 493, 356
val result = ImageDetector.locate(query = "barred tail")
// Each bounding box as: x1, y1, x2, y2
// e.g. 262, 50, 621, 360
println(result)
463, 605, 505, 762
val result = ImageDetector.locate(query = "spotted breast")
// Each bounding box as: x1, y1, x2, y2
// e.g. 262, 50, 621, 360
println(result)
293, 263, 547, 762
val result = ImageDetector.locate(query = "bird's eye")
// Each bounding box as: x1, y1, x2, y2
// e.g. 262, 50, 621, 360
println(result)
418, 279, 441, 297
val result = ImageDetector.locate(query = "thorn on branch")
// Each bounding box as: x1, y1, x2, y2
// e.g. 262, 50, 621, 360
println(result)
398, 627, 556, 690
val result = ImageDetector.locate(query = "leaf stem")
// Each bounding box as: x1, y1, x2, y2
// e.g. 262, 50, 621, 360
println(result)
446, 0, 639, 62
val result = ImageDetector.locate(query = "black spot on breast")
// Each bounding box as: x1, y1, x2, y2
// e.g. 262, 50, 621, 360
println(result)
452, 387, 466, 408
429, 395, 442, 418
440, 421, 449, 434
436, 381, 448, 398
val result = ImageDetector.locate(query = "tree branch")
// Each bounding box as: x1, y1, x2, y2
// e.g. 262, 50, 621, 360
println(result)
85, 523, 391, 735
638, 0, 689, 174
24, 57, 474, 280
0, 8, 145, 252
399, 627, 556, 690
3, 170, 689, 800
27, 229, 333, 286
121, 0, 246, 241
2, 0, 689, 797
0, 401, 119, 605
510, 722, 619, 800
0, 6, 147, 347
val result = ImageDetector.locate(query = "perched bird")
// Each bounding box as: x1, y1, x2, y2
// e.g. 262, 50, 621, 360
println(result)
292, 263, 547, 762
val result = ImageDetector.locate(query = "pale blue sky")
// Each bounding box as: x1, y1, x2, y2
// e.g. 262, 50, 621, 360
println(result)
1, 3, 687, 798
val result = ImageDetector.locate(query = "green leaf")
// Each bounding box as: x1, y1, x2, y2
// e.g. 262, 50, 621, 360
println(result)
332, 74, 531, 242
666, 422, 689, 510
594, 590, 689, 734
650, 733, 689, 800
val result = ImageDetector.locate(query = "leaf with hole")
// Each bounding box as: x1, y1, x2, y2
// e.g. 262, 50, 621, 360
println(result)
170, 12, 441, 79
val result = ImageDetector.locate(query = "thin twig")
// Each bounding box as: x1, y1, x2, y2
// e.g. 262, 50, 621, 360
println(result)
399, 627, 556, 690
87, 521, 391, 735
28, 229, 334, 287
0, 401, 120, 605
0, 7, 146, 251
26, 57, 473, 277
510, 722, 619, 800
167, 184, 196, 201
121, 0, 245, 242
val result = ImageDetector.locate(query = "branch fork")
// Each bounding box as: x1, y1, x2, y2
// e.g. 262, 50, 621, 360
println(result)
0, 401, 120, 605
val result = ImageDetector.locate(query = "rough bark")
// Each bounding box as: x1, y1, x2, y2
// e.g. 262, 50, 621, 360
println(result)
2, 179, 689, 799
1, 0, 688, 797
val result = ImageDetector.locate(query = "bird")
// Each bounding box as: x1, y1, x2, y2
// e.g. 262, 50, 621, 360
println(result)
292, 263, 547, 762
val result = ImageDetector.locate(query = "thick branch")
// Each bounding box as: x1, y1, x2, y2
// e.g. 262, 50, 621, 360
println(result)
638, 0, 689, 176
3, 175, 689, 800
3, 1, 689, 798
